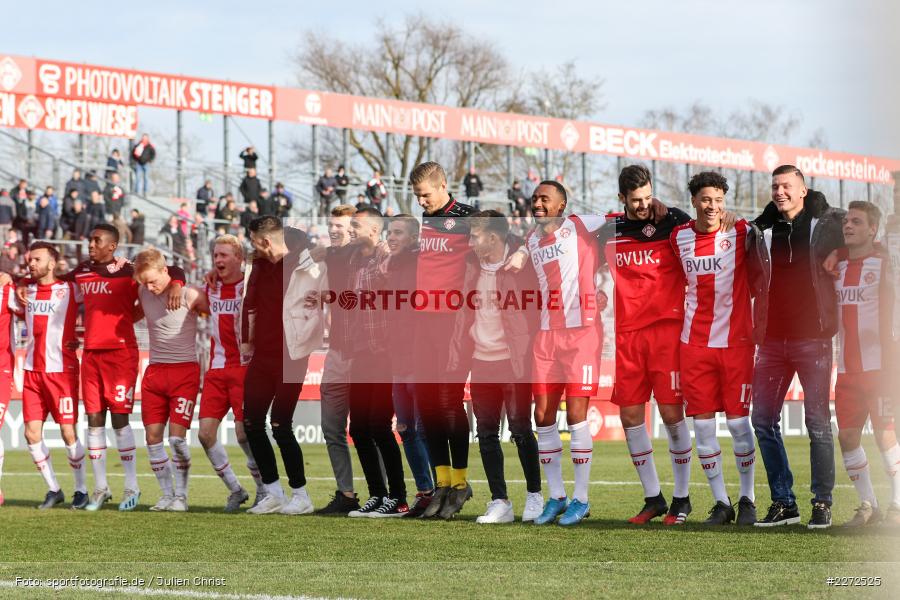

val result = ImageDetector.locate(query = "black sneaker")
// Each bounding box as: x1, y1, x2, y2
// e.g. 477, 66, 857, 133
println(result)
347, 495, 382, 518
754, 501, 800, 527
704, 500, 736, 525
404, 491, 434, 518
437, 484, 473, 520
421, 486, 451, 519
663, 496, 692, 526
71, 490, 89, 510
38, 489, 65, 510
808, 501, 832, 529
369, 497, 409, 518
736, 496, 757, 526
315, 491, 360, 515
627, 493, 668, 524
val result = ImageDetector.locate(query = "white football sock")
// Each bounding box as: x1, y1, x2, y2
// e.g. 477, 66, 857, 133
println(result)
238, 439, 264, 490
880, 443, 900, 506
29, 441, 60, 492
537, 424, 566, 500
169, 436, 191, 498
87, 426, 108, 492
148, 442, 174, 497
66, 440, 87, 493
665, 419, 692, 498
569, 421, 593, 504
265, 480, 285, 499
205, 441, 242, 493
727, 416, 756, 502
843, 445, 876, 506
694, 418, 728, 504
114, 425, 139, 492
624, 424, 660, 498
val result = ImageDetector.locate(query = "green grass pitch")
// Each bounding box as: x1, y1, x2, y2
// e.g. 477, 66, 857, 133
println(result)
0, 437, 898, 599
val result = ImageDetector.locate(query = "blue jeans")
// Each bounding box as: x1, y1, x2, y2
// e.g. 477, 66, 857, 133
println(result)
751, 338, 835, 507
393, 375, 433, 492
134, 163, 149, 195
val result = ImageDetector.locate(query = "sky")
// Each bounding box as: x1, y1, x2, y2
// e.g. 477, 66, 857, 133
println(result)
4, 0, 898, 166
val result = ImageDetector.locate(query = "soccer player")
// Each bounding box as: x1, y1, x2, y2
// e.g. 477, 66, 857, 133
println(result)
831, 201, 898, 526
671, 172, 766, 525
447, 210, 543, 523
133, 248, 206, 512
0, 278, 15, 507
751, 166, 844, 529
197, 234, 260, 513
8, 224, 187, 511
242, 216, 321, 515
600, 165, 695, 525
522, 181, 603, 526
409, 162, 476, 519
19, 242, 87, 509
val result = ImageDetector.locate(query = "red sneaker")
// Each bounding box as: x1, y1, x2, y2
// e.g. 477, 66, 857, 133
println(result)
628, 493, 668, 524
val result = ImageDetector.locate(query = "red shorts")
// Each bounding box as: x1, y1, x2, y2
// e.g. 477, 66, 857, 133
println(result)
140, 362, 201, 428
612, 320, 682, 407
82, 347, 140, 415
532, 325, 601, 397
679, 343, 754, 417
22, 370, 80, 425
835, 371, 893, 430
0, 369, 11, 428
200, 366, 247, 421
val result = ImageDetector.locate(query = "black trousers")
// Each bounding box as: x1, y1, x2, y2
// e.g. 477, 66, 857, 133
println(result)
471, 359, 541, 500
243, 354, 309, 489
413, 313, 469, 471
349, 352, 406, 501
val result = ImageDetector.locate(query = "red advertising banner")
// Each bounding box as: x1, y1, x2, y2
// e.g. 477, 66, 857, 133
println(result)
0, 92, 138, 138
1, 53, 898, 183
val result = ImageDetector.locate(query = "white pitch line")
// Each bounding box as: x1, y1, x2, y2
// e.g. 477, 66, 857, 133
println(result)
0, 471, 880, 489
0, 580, 351, 600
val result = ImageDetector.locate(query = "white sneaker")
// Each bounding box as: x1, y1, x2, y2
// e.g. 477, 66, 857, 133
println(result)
150, 495, 174, 512
247, 493, 284, 514
279, 490, 314, 515
522, 492, 545, 522
476, 499, 514, 524
168, 495, 188, 512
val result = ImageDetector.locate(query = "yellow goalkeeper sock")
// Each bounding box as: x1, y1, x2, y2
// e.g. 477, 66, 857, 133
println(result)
451, 468, 468, 490
435, 465, 451, 488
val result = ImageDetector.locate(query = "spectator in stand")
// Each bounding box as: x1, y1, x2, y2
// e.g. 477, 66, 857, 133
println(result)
365, 170, 387, 210
11, 179, 28, 204
272, 182, 293, 218
196, 179, 214, 214
240, 167, 262, 205
258, 188, 276, 217
66, 199, 90, 241
64, 169, 86, 200
131, 133, 156, 195
83, 170, 102, 200
160, 214, 189, 257
129, 209, 145, 246
507, 179, 527, 216
463, 166, 484, 210
0, 243, 23, 277
112, 213, 133, 247
240, 146, 258, 171
103, 172, 127, 218
219, 198, 239, 233
241, 200, 260, 237
5, 229, 25, 256
190, 212, 209, 253
60, 188, 79, 233
335, 166, 349, 203
214, 192, 233, 220
316, 168, 337, 216
521, 168, 539, 200
37, 193, 57, 239
13, 185, 37, 244
354, 193, 368, 211
0, 189, 14, 242
86, 190, 107, 230
43, 186, 59, 215
105, 148, 124, 178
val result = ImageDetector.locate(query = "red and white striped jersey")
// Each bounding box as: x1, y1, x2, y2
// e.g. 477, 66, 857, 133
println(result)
834, 253, 892, 374
526, 214, 605, 330
671, 219, 754, 348
0, 285, 17, 372
24, 281, 82, 373
206, 280, 247, 369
